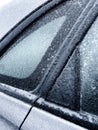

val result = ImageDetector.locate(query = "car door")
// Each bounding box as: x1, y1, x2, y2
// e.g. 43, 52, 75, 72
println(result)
0, 0, 97, 130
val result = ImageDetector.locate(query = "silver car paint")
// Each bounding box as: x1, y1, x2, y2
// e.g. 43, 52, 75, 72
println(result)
21, 107, 87, 130
0, 91, 31, 129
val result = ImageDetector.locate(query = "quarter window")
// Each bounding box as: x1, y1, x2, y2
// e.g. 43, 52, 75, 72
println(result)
0, 16, 65, 79
0, 2, 68, 91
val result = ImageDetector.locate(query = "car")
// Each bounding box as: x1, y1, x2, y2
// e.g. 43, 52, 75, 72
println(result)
0, 0, 98, 129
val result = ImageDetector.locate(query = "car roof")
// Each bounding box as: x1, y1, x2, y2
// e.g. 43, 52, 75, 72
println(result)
0, 0, 49, 40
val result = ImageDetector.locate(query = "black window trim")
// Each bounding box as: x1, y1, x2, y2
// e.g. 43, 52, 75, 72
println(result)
0, 82, 38, 104
35, 0, 97, 98
35, 97, 98, 130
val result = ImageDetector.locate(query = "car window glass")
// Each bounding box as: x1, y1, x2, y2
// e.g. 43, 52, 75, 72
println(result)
48, 17, 98, 115
0, 0, 89, 91
80, 17, 98, 115
0, 1, 69, 91
0, 16, 65, 79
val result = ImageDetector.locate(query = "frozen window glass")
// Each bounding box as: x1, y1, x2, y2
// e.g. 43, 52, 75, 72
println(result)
47, 17, 98, 114
80, 17, 98, 115
0, 16, 66, 79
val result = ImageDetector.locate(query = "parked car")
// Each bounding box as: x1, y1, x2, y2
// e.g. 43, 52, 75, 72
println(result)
0, 0, 98, 129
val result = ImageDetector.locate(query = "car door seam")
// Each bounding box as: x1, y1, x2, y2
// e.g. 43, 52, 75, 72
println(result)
19, 95, 40, 130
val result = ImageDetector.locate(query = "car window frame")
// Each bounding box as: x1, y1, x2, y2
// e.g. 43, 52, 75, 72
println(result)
37, 0, 97, 97
0, 0, 64, 113
0, 0, 88, 92
0, 1, 68, 91
37, 0, 98, 129
33, 0, 91, 96
0, 14, 67, 91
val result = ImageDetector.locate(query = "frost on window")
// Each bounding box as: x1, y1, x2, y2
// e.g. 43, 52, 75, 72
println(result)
0, 16, 66, 79
80, 17, 98, 115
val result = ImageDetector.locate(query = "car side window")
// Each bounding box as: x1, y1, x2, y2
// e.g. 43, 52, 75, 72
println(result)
80, 17, 98, 115
47, 17, 98, 116
0, 17, 65, 79
0, 2, 68, 91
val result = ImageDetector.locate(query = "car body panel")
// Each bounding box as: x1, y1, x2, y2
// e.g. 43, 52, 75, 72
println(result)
0, 90, 31, 129
21, 107, 87, 130
0, 116, 18, 130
